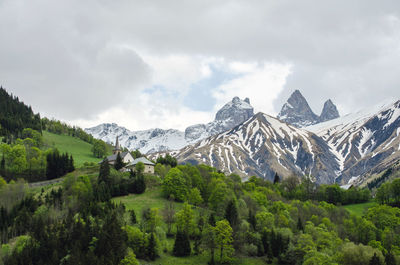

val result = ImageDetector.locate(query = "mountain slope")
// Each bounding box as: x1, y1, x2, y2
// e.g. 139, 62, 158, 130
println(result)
86, 97, 254, 154
173, 112, 339, 183
307, 99, 400, 185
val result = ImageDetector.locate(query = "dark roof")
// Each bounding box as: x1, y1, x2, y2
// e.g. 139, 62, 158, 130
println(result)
104, 151, 130, 162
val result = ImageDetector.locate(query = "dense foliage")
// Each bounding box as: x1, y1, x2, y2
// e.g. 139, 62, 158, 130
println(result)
1, 160, 399, 264
0, 87, 42, 141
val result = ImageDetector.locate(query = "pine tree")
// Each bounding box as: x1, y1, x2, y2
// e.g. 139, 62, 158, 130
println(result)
273, 173, 280, 184
147, 233, 157, 260
134, 174, 146, 194
224, 200, 238, 228
130, 209, 137, 224
297, 217, 304, 231
173, 230, 191, 257
369, 253, 382, 265
248, 210, 256, 230
208, 213, 216, 226
99, 159, 110, 184
0, 154, 5, 175
385, 252, 396, 265
114, 152, 124, 170
68, 155, 75, 172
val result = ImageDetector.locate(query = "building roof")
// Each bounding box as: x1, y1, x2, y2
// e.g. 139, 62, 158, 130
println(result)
104, 151, 130, 162
129, 157, 155, 166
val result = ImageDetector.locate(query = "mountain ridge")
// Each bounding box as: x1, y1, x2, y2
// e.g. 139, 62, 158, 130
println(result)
85, 97, 254, 154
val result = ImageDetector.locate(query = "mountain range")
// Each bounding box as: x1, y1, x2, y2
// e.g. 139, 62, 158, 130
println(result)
86, 90, 400, 186
85, 97, 254, 154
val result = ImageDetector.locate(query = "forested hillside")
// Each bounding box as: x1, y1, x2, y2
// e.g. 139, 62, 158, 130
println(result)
0, 87, 41, 141
1, 160, 399, 265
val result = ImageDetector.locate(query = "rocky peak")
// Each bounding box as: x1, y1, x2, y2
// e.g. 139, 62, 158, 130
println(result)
215, 96, 254, 122
320, 99, 339, 122
277, 90, 319, 127
185, 97, 254, 142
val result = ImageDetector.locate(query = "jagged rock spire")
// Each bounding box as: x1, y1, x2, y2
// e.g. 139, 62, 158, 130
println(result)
320, 99, 340, 122
277, 90, 319, 127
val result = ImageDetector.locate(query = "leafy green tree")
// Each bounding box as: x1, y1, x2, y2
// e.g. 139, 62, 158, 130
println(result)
376, 183, 391, 205
124, 226, 145, 258
175, 202, 195, 235
162, 200, 175, 235
390, 178, 400, 204
92, 139, 107, 158
131, 149, 142, 159
173, 230, 191, 257
135, 162, 145, 175
188, 187, 203, 206
142, 208, 161, 233
208, 179, 230, 212
215, 219, 234, 263
203, 224, 217, 265
162, 168, 188, 201
119, 248, 139, 265
0, 176, 6, 189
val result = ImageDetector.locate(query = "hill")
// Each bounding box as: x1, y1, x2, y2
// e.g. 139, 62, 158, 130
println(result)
43, 131, 110, 167
0, 86, 41, 139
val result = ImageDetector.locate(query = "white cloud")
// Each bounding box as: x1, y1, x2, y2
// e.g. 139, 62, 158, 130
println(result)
213, 62, 292, 115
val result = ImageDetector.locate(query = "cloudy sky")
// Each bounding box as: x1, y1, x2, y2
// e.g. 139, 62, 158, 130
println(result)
1, 0, 400, 131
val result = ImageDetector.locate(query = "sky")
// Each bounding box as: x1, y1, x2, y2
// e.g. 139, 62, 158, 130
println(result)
1, 0, 400, 131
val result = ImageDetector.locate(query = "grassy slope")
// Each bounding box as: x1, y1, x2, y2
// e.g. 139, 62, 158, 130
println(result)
342, 201, 377, 217
43, 131, 105, 167
113, 187, 184, 216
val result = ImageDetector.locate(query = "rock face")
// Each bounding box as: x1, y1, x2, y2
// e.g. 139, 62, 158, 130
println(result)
278, 90, 340, 127
185, 97, 254, 142
86, 97, 254, 154
307, 99, 400, 185
277, 90, 320, 127
169, 112, 339, 183
320, 99, 340, 122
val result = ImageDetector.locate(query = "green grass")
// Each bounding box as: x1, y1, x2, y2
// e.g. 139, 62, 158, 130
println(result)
43, 131, 104, 167
113, 187, 184, 215
343, 201, 377, 217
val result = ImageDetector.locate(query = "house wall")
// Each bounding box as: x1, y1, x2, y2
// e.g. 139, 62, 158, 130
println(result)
123, 153, 134, 164
144, 165, 154, 174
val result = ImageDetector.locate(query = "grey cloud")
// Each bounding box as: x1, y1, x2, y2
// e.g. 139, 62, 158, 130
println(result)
1, 0, 400, 121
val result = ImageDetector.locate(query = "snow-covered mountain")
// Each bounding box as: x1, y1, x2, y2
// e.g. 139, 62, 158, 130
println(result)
85, 97, 254, 154
306, 99, 400, 185
185, 97, 254, 142
166, 112, 339, 183
159, 98, 400, 185
278, 90, 339, 127
85, 123, 187, 154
